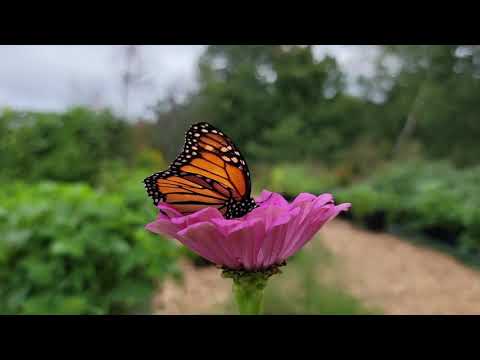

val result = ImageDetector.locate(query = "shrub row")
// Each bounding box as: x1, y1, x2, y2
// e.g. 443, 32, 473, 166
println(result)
335, 161, 480, 254
256, 161, 480, 256
0, 107, 133, 184
0, 177, 180, 314
253, 162, 341, 200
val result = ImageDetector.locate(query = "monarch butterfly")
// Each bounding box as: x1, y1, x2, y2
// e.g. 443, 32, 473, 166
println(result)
144, 122, 257, 219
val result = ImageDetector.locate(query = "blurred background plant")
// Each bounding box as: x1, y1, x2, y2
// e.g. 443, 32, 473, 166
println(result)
2, 45, 480, 314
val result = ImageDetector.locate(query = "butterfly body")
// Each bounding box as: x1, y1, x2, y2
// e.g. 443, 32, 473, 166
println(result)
144, 122, 257, 219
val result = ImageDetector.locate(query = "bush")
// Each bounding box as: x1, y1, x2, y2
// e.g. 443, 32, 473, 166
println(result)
338, 160, 480, 253
460, 208, 480, 254
0, 181, 180, 314
335, 184, 399, 231
261, 163, 340, 199
0, 107, 133, 185
134, 148, 167, 170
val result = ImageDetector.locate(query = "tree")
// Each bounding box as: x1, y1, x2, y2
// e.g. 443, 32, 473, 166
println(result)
196, 45, 364, 164
118, 45, 153, 118
377, 45, 480, 166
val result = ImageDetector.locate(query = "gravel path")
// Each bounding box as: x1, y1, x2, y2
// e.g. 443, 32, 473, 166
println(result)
321, 220, 480, 314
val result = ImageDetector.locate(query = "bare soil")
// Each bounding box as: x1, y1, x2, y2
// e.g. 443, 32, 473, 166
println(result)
152, 260, 231, 314
321, 220, 480, 314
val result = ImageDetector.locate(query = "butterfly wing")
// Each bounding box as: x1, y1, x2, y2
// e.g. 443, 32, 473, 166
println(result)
179, 122, 252, 200
153, 174, 231, 215
144, 122, 253, 217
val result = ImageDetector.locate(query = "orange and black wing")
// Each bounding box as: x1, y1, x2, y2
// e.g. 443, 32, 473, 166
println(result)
151, 173, 232, 216
144, 122, 253, 216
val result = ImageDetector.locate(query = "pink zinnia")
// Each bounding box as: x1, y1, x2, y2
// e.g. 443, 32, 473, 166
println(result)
146, 190, 351, 271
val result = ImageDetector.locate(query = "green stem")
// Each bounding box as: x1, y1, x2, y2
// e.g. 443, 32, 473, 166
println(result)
233, 275, 267, 315
221, 262, 285, 315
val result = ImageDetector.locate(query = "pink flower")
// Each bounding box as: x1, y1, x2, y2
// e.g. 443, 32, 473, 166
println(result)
146, 190, 351, 271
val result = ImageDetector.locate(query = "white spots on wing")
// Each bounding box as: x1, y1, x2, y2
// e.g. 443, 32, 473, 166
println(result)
232, 157, 238, 163
192, 151, 197, 156
227, 146, 233, 151
221, 147, 228, 152
201, 129, 208, 133
240, 160, 245, 165
186, 155, 192, 158
235, 151, 240, 156
192, 146, 198, 151
205, 145, 214, 151
222, 155, 231, 162
194, 133, 201, 137
212, 130, 218, 133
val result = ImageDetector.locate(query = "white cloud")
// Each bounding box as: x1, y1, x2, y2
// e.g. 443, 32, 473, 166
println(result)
0, 45, 206, 118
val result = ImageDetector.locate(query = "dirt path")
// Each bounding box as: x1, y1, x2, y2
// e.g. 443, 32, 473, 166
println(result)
153, 220, 480, 314
152, 260, 231, 314
321, 220, 480, 314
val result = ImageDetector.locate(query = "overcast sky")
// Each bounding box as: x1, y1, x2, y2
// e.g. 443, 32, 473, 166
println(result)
0, 45, 379, 119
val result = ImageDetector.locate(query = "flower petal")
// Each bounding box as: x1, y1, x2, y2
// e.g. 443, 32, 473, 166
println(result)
223, 218, 265, 270
280, 202, 350, 260
145, 219, 180, 238
260, 207, 299, 268
145, 191, 350, 271
171, 206, 225, 228
177, 222, 240, 268
290, 192, 318, 206
255, 190, 289, 207
245, 205, 288, 230
157, 203, 183, 218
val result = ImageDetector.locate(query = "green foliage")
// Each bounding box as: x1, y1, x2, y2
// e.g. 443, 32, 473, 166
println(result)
0, 180, 180, 314
267, 163, 340, 197
0, 107, 133, 184
460, 208, 480, 253
134, 148, 167, 170
3, 44, 480, 313
335, 184, 399, 223
195, 45, 376, 165
337, 161, 480, 254
379, 45, 480, 167
147, 45, 480, 170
